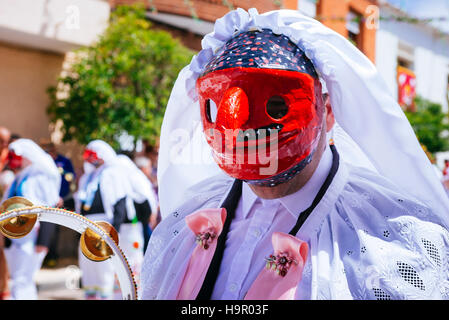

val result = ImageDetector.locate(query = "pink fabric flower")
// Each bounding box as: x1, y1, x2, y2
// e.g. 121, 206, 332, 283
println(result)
245, 232, 308, 300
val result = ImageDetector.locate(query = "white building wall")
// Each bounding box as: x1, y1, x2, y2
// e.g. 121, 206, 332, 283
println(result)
0, 0, 110, 53
376, 28, 399, 100
297, 0, 317, 18
376, 6, 449, 112
415, 48, 448, 108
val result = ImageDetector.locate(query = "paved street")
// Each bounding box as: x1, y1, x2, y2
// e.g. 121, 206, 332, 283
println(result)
35, 266, 84, 300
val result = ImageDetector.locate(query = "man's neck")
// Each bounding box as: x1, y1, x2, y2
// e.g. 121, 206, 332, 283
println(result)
248, 136, 327, 200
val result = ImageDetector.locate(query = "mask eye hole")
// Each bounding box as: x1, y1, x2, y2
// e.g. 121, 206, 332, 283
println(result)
266, 96, 288, 119
205, 99, 218, 123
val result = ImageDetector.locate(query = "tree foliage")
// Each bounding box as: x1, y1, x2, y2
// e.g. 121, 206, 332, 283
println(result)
405, 96, 449, 154
47, 5, 194, 150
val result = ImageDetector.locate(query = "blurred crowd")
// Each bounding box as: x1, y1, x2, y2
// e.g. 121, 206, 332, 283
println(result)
0, 125, 160, 300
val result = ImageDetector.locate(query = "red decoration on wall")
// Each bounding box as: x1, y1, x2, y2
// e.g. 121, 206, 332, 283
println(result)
397, 66, 417, 112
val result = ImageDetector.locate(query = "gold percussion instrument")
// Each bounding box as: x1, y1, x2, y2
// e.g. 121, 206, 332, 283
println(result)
80, 221, 119, 262
0, 197, 37, 239
0, 196, 137, 299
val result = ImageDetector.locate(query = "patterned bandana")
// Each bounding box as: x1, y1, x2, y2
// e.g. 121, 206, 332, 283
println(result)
202, 28, 318, 78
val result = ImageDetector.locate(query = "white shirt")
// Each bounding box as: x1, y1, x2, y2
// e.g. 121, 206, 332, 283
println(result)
211, 145, 333, 299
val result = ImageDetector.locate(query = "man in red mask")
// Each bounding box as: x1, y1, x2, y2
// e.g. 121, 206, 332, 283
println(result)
142, 10, 449, 300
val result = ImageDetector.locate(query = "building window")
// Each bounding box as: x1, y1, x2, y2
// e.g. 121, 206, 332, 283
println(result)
397, 41, 415, 70
398, 57, 411, 69
347, 10, 361, 48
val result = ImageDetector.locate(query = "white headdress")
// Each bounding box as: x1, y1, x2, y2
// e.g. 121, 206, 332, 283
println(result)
86, 140, 118, 166
8, 138, 61, 206
157, 9, 449, 227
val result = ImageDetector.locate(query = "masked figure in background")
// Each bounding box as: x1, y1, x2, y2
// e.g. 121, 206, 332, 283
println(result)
141, 9, 449, 300
76, 140, 132, 300
2, 139, 60, 300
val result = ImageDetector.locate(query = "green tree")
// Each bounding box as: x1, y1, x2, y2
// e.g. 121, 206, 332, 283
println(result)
47, 4, 194, 150
405, 96, 449, 154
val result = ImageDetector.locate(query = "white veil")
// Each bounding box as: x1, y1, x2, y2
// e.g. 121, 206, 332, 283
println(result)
8, 138, 61, 206
157, 8, 449, 227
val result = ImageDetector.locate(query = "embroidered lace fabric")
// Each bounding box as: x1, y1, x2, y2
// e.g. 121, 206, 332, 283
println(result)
141, 162, 449, 300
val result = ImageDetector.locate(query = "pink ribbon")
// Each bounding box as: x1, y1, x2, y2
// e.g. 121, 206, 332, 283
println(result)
176, 208, 227, 300
245, 232, 308, 300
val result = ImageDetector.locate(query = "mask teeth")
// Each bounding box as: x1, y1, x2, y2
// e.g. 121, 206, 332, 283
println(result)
236, 124, 284, 142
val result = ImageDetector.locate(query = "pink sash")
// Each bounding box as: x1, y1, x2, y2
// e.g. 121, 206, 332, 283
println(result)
177, 209, 308, 300
176, 208, 226, 300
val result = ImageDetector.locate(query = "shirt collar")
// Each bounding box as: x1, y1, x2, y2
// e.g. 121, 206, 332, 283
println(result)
241, 144, 333, 219
241, 180, 258, 218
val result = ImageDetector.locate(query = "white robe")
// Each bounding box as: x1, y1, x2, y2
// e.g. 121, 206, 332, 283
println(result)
141, 157, 449, 300
3, 139, 61, 300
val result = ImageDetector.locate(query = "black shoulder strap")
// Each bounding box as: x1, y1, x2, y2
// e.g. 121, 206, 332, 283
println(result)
196, 179, 242, 300
288, 144, 340, 236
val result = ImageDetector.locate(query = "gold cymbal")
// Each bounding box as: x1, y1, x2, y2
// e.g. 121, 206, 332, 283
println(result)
0, 197, 34, 213
0, 197, 37, 239
80, 221, 119, 262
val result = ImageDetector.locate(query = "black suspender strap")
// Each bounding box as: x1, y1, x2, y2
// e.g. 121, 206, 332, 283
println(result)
288, 144, 340, 236
196, 179, 243, 300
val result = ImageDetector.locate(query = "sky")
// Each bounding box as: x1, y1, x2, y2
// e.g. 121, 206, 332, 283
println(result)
386, 0, 449, 33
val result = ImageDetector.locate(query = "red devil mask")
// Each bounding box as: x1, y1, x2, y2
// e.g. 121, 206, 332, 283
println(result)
7, 150, 23, 170
197, 29, 324, 186
83, 149, 100, 165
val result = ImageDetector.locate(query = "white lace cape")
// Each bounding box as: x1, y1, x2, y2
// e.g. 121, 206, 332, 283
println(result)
141, 161, 449, 300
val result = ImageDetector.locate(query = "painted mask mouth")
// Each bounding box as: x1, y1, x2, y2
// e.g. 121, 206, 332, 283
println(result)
235, 123, 283, 149
232, 125, 300, 153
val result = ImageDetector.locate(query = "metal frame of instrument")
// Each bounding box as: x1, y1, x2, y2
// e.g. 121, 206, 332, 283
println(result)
0, 197, 138, 300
